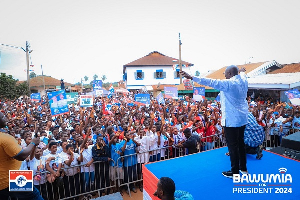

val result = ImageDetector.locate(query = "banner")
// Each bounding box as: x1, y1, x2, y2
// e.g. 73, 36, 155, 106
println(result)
47, 90, 69, 116
135, 94, 151, 105
156, 92, 165, 104
215, 93, 220, 102
193, 87, 205, 101
93, 80, 102, 90
183, 79, 193, 90
66, 92, 78, 104
80, 95, 94, 107
164, 87, 178, 99
30, 93, 41, 102
285, 89, 300, 105
95, 90, 103, 97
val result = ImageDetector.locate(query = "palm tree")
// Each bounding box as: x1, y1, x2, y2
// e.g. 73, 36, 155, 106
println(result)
93, 74, 98, 81
101, 75, 107, 82
195, 71, 200, 77
84, 76, 89, 82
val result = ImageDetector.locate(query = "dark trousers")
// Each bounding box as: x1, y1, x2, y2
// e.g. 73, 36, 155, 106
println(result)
270, 135, 280, 147
63, 173, 80, 200
36, 183, 48, 200
225, 125, 246, 174
95, 163, 110, 196
0, 186, 43, 200
124, 164, 137, 189
46, 179, 64, 200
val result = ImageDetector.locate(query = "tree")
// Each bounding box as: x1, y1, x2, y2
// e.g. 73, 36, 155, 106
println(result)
0, 73, 29, 99
93, 74, 98, 81
101, 75, 107, 82
195, 71, 200, 77
29, 72, 37, 79
84, 76, 89, 82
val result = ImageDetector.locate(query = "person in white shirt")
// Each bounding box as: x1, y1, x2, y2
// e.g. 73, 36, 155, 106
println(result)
135, 127, 150, 191
62, 144, 83, 200
80, 130, 95, 196
29, 147, 48, 200
44, 142, 63, 200
269, 112, 283, 147
181, 65, 248, 178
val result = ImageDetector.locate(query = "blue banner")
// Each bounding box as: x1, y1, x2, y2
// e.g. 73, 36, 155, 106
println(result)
215, 93, 220, 102
47, 90, 69, 116
164, 87, 178, 99
285, 89, 300, 105
30, 93, 41, 102
135, 94, 151, 105
93, 80, 102, 90
156, 92, 165, 104
193, 87, 205, 101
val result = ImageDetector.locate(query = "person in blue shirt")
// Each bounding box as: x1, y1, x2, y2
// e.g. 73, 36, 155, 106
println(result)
181, 65, 248, 178
108, 132, 124, 194
120, 131, 140, 194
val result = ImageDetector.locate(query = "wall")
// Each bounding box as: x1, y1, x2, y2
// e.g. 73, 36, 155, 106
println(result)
126, 66, 189, 89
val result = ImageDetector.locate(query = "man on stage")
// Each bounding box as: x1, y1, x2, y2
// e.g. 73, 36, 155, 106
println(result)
180, 65, 248, 178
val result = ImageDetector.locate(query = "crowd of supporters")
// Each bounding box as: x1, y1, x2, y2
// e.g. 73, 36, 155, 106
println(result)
0, 93, 299, 199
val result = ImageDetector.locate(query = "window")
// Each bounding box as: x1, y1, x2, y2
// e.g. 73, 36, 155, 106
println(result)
134, 70, 144, 80
154, 69, 166, 79
174, 69, 180, 79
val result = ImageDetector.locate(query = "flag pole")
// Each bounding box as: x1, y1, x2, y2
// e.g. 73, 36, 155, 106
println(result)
179, 33, 182, 84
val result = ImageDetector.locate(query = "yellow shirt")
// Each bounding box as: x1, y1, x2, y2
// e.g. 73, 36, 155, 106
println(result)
0, 132, 22, 190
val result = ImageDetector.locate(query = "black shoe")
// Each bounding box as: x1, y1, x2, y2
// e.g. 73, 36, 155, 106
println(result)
256, 145, 263, 159
222, 171, 234, 178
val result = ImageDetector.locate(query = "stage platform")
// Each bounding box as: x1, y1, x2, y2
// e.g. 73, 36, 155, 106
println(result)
143, 147, 300, 200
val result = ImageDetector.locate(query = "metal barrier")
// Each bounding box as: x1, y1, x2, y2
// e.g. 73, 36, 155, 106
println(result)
13, 128, 299, 199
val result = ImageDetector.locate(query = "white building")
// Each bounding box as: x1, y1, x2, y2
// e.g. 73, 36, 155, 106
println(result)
123, 51, 193, 90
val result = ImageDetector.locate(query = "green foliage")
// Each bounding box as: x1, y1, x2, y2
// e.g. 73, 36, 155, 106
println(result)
195, 70, 200, 77
101, 75, 107, 82
0, 73, 29, 99
84, 76, 89, 82
29, 72, 37, 79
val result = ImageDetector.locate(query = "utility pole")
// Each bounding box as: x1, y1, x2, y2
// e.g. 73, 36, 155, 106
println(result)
179, 33, 182, 84
26, 41, 30, 91
41, 65, 45, 92
1, 41, 32, 92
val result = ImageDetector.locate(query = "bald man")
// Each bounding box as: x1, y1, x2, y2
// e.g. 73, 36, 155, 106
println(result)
181, 65, 248, 178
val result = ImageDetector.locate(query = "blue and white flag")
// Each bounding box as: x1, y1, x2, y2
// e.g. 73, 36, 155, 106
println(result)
156, 92, 165, 104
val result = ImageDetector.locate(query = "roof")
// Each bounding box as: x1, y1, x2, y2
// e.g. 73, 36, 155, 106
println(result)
123, 51, 193, 73
248, 72, 300, 89
205, 62, 266, 80
29, 76, 72, 87
269, 63, 300, 74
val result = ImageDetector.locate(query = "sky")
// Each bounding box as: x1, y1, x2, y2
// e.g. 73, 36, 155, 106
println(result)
1, 0, 300, 84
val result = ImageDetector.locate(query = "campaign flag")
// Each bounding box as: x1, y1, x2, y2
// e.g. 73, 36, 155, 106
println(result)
9, 170, 33, 191
30, 93, 41, 102
285, 89, 300, 105
80, 95, 94, 107
135, 94, 151, 105
47, 90, 69, 116
109, 84, 114, 93
164, 87, 178, 99
93, 80, 102, 90
156, 92, 165, 104
183, 79, 193, 90
193, 87, 205, 101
